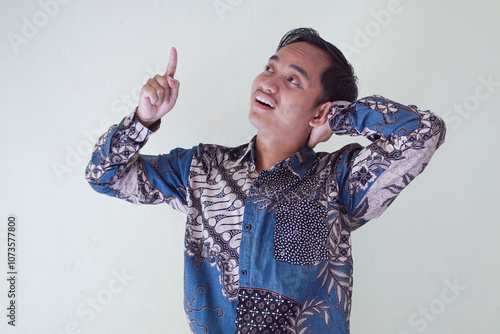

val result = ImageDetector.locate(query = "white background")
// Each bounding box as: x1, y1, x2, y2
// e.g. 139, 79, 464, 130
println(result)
1, 0, 499, 333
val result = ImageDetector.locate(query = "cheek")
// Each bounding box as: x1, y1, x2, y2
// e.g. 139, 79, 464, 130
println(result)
251, 74, 264, 90
284, 94, 309, 113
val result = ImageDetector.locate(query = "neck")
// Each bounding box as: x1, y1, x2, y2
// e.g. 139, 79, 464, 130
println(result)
254, 133, 308, 173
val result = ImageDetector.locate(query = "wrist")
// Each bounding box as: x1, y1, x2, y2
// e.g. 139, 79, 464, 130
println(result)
135, 109, 156, 128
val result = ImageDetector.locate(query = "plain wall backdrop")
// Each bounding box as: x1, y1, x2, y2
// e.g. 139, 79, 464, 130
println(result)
1, 0, 499, 333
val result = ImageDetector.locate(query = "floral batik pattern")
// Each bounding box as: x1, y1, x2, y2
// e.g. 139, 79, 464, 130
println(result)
86, 95, 446, 333
184, 143, 257, 301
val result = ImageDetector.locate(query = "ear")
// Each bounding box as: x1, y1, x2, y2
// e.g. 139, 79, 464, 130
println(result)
309, 101, 331, 127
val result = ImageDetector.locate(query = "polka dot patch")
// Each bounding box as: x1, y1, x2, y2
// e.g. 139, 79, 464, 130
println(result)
274, 200, 328, 266
235, 287, 300, 333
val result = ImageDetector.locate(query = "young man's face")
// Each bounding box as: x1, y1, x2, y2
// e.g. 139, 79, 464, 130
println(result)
249, 41, 332, 141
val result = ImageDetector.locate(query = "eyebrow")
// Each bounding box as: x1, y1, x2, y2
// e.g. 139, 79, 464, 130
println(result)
269, 55, 310, 81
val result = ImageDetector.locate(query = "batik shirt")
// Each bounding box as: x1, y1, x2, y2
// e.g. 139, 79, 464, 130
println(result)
86, 95, 446, 333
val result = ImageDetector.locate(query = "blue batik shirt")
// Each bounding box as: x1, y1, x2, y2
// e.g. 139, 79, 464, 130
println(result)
86, 95, 446, 333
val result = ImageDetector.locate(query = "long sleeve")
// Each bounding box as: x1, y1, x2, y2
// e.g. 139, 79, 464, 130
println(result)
328, 95, 446, 230
85, 109, 195, 213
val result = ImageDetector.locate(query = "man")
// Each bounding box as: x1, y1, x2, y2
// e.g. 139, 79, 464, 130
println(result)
86, 28, 446, 333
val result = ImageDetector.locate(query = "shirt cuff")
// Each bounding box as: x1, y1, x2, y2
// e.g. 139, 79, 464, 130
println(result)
119, 108, 161, 142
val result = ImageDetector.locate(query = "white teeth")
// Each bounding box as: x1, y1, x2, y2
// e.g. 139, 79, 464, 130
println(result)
256, 96, 275, 108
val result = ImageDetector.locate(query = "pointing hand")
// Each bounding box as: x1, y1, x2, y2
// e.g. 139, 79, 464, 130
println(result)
136, 47, 180, 127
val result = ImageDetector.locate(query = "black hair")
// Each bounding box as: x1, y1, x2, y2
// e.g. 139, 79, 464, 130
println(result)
277, 28, 358, 104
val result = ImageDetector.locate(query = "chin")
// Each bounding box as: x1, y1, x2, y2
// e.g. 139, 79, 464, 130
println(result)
249, 112, 274, 134
248, 110, 260, 130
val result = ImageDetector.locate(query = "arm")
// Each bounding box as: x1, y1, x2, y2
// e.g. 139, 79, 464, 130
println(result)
85, 111, 195, 212
85, 47, 193, 213
319, 95, 446, 230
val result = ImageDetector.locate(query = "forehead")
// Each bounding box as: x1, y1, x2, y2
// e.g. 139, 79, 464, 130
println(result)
274, 41, 332, 78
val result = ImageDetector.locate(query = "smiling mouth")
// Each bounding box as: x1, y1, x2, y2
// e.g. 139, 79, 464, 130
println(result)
255, 95, 276, 109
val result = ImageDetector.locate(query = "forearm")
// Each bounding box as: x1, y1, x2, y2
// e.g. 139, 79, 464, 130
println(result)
329, 95, 446, 151
85, 108, 159, 196
332, 95, 446, 228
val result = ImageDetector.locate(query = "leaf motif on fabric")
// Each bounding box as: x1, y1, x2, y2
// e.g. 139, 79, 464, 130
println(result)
352, 198, 369, 219
312, 215, 353, 324
384, 184, 405, 195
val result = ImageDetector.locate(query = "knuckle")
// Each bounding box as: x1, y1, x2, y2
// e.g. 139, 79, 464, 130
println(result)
157, 76, 168, 86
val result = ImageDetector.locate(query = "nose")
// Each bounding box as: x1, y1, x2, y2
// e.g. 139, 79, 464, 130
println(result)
260, 75, 278, 94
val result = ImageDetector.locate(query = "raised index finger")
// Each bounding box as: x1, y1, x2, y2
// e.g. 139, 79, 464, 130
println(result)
165, 47, 177, 78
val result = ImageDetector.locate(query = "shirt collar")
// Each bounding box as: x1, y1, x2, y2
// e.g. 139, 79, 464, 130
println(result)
230, 136, 256, 168
283, 146, 317, 179
231, 136, 317, 179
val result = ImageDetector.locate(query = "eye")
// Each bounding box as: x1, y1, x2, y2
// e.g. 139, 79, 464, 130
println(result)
287, 76, 299, 86
264, 65, 274, 73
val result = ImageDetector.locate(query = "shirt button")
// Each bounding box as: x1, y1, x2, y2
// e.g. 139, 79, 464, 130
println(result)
241, 270, 247, 276
244, 224, 251, 231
